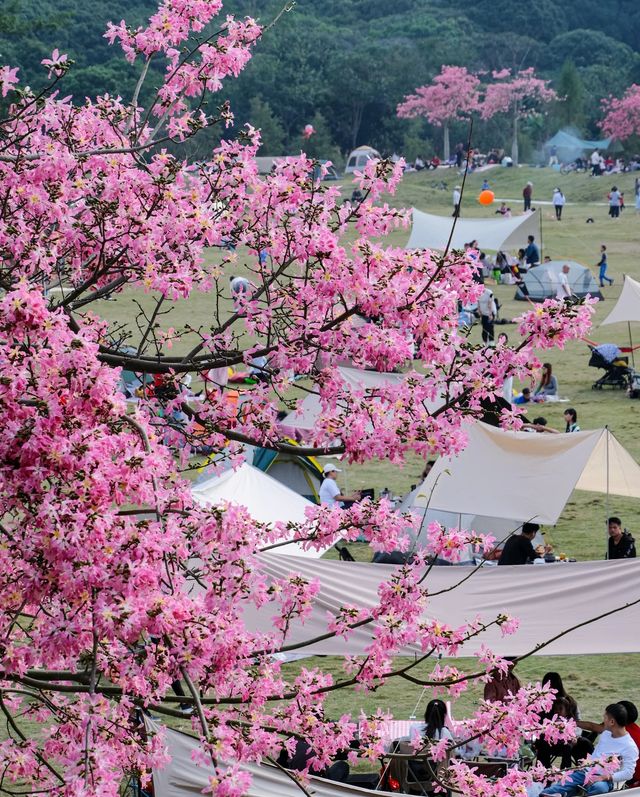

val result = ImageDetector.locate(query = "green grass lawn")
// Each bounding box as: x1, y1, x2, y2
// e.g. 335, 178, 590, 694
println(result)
76, 165, 640, 732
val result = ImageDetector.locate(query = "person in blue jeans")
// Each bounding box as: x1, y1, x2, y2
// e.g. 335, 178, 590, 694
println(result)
541, 703, 638, 797
597, 245, 613, 287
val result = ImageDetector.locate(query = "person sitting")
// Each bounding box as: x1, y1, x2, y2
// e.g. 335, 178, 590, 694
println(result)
513, 387, 533, 404
541, 702, 638, 796
534, 672, 581, 768
564, 408, 580, 433
484, 657, 521, 702
498, 523, 549, 566
607, 516, 636, 559
495, 202, 511, 217
534, 363, 558, 399
578, 701, 640, 788
524, 235, 540, 267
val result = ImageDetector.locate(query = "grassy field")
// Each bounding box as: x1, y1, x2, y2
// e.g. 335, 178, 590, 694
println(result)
81, 165, 640, 732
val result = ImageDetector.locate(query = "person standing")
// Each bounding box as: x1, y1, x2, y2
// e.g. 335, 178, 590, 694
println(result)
597, 244, 613, 287
609, 186, 622, 218
548, 144, 559, 166
452, 185, 461, 218
523, 182, 533, 212
556, 264, 572, 301
477, 285, 497, 344
319, 463, 360, 508
552, 187, 566, 220
455, 142, 464, 168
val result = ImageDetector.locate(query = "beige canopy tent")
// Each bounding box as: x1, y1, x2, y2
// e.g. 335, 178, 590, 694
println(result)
600, 275, 640, 365
601, 275, 640, 326
149, 719, 397, 797
243, 554, 640, 657
406, 207, 539, 252
415, 422, 640, 525
192, 463, 326, 558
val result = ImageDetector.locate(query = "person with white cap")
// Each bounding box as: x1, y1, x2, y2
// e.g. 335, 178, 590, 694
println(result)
319, 463, 361, 508
452, 185, 461, 218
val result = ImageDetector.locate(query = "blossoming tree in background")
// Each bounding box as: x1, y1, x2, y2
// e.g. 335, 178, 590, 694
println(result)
397, 66, 481, 161
600, 83, 640, 140
481, 68, 558, 165
0, 1, 599, 795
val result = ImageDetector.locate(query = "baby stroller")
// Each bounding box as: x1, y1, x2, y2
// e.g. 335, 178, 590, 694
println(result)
588, 344, 633, 390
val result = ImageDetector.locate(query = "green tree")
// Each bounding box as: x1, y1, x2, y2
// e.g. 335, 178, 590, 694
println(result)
554, 59, 585, 129
248, 96, 286, 154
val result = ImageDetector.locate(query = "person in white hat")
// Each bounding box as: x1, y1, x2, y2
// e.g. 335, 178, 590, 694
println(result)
319, 463, 360, 508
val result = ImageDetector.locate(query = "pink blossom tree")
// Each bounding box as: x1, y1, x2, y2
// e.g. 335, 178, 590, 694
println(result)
0, 3, 602, 796
481, 68, 558, 165
397, 65, 481, 161
600, 84, 640, 140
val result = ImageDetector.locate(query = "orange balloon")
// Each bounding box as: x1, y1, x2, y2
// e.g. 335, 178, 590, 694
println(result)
478, 189, 495, 206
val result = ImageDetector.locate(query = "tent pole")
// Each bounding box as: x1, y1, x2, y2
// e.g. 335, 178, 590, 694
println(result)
605, 427, 610, 559
628, 321, 635, 368
538, 209, 543, 261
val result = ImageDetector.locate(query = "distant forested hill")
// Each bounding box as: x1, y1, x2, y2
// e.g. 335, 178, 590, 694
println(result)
2, 0, 639, 158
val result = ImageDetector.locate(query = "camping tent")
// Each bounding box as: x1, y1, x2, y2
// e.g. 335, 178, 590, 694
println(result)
192, 463, 326, 558
406, 207, 539, 252
149, 719, 397, 797
545, 130, 613, 161
601, 275, 640, 327
344, 145, 381, 174
281, 366, 407, 433
242, 553, 640, 657
515, 260, 602, 301
414, 422, 640, 525
252, 445, 324, 503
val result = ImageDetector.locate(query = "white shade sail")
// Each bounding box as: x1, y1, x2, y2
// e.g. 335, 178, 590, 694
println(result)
406, 207, 540, 252
415, 423, 640, 524
243, 554, 640, 657
601, 275, 640, 326
192, 463, 325, 558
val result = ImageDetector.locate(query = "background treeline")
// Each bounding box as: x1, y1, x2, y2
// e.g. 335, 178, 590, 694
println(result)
2, 0, 640, 163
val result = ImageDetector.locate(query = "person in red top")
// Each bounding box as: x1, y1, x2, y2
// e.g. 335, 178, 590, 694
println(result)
578, 700, 640, 787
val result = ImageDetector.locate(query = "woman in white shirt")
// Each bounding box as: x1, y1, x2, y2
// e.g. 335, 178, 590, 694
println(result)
552, 188, 566, 221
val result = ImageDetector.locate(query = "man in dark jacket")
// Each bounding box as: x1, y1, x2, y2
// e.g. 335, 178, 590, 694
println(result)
498, 523, 541, 566
608, 517, 636, 559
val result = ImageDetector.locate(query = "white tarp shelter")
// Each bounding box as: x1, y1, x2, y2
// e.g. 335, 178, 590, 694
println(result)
406, 207, 539, 252
601, 275, 640, 326
244, 553, 640, 657
415, 422, 640, 524
192, 463, 325, 558
150, 719, 397, 797
516, 260, 602, 301
282, 366, 407, 432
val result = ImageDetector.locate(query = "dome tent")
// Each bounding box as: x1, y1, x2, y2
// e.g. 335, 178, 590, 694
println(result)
344, 145, 381, 174
515, 259, 602, 302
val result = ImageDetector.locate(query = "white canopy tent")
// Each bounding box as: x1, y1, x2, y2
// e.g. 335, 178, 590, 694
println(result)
414, 422, 640, 524
601, 275, 640, 327
406, 207, 539, 252
242, 553, 640, 657
192, 463, 326, 558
